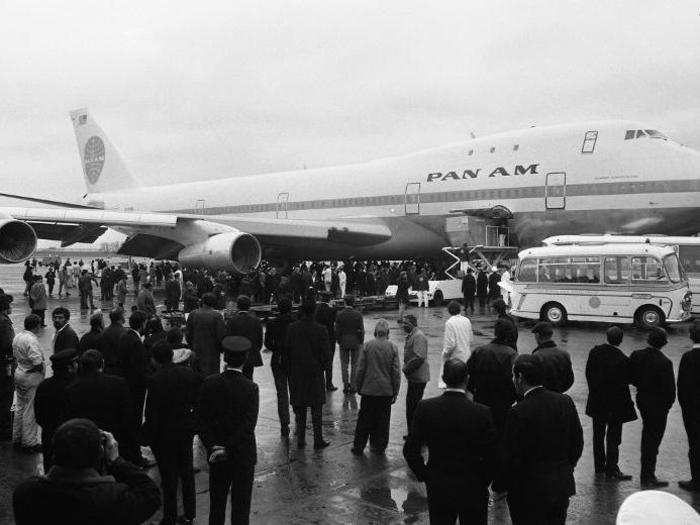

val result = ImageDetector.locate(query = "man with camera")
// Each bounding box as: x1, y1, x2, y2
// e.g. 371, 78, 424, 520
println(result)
13, 418, 160, 524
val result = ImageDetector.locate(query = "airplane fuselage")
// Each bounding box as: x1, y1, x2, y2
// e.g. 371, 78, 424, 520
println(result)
90, 120, 700, 260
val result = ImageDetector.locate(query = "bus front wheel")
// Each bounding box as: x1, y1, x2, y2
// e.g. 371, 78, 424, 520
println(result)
541, 302, 566, 326
636, 306, 665, 329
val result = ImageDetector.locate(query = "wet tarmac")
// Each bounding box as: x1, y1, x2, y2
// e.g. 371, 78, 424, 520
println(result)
0, 264, 699, 524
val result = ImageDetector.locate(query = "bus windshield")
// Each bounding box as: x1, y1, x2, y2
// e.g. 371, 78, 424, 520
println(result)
663, 254, 684, 283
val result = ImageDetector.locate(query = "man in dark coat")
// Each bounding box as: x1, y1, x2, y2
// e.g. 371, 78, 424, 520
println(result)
79, 312, 104, 355
185, 292, 226, 377
467, 319, 518, 437
461, 268, 476, 315
198, 336, 259, 525
476, 267, 488, 315
585, 326, 636, 480
143, 342, 202, 525
500, 354, 583, 525
487, 267, 501, 307
116, 310, 150, 442
493, 298, 518, 351
630, 327, 676, 488
285, 300, 331, 449
164, 274, 181, 312
334, 295, 365, 393
52, 307, 80, 355
225, 295, 263, 380
13, 418, 160, 525
404, 359, 497, 524
264, 297, 295, 438
678, 320, 700, 492
531, 321, 574, 393
98, 308, 127, 375
0, 294, 14, 440
35, 349, 79, 473
65, 350, 139, 464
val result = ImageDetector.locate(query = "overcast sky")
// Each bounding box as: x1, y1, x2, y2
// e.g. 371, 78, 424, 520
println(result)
1, 0, 699, 207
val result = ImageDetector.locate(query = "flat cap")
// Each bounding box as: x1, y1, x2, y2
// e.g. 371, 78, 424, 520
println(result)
0, 294, 14, 309
221, 335, 251, 353
50, 348, 78, 366
403, 314, 418, 327
531, 321, 554, 336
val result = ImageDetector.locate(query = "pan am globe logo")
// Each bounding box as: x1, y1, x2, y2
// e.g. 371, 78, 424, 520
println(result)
84, 136, 105, 184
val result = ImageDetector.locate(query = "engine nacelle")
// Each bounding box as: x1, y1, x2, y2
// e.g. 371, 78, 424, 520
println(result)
0, 219, 37, 264
178, 231, 261, 274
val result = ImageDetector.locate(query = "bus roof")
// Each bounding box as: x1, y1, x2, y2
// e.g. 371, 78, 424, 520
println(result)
542, 235, 700, 246
519, 243, 678, 258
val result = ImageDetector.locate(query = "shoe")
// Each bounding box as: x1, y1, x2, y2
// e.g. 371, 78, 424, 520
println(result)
314, 440, 331, 450
641, 476, 669, 489
326, 384, 338, 391
606, 469, 632, 481
679, 480, 700, 492
350, 447, 363, 456
342, 385, 350, 394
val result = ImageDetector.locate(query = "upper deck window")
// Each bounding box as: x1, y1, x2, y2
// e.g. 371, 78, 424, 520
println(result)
581, 130, 598, 154
624, 129, 669, 141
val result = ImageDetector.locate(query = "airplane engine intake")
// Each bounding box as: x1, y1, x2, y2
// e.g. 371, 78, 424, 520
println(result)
0, 220, 37, 264
178, 231, 262, 274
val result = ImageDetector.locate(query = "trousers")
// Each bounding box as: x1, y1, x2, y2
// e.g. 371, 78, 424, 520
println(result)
208, 459, 255, 525
416, 291, 429, 308
640, 407, 669, 480
682, 411, 700, 482
353, 395, 392, 452
339, 346, 359, 388
153, 435, 196, 524
406, 382, 426, 431
0, 372, 14, 438
271, 364, 290, 429
508, 494, 569, 525
325, 342, 336, 387
294, 404, 323, 445
13, 370, 43, 447
427, 485, 487, 525
463, 295, 475, 314
592, 418, 623, 473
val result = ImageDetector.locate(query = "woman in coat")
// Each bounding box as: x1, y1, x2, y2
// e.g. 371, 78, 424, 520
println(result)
29, 276, 48, 327
285, 300, 330, 449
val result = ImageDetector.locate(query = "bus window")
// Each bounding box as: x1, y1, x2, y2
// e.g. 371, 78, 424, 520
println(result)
663, 254, 684, 283
517, 258, 537, 282
631, 256, 667, 283
604, 256, 630, 284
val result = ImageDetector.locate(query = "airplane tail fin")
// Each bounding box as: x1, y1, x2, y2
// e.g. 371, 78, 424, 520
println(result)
69, 108, 141, 193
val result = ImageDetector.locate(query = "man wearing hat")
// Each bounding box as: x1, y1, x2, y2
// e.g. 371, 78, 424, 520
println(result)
677, 320, 700, 491
198, 335, 259, 525
630, 327, 676, 488
531, 321, 574, 394
226, 295, 263, 381
35, 348, 79, 472
0, 293, 14, 440
402, 314, 430, 436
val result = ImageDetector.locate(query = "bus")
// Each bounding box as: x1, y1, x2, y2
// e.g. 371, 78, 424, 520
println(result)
543, 235, 700, 314
504, 243, 692, 328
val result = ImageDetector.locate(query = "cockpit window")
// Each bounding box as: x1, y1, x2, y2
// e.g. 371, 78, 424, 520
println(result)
624, 129, 669, 141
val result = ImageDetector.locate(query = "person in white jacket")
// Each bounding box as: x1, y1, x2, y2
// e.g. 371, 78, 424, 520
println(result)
338, 267, 347, 298
439, 301, 473, 388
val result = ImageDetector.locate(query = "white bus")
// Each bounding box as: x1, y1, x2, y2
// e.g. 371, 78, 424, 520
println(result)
505, 243, 692, 328
543, 235, 700, 314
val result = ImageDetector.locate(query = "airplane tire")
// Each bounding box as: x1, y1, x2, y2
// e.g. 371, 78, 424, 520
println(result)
636, 306, 665, 329
541, 302, 566, 326
432, 290, 444, 307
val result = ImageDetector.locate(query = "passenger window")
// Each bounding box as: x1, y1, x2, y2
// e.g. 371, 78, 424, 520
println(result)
631, 256, 667, 283
581, 131, 598, 154
625, 130, 635, 140
679, 245, 700, 274
517, 258, 537, 282
604, 257, 630, 284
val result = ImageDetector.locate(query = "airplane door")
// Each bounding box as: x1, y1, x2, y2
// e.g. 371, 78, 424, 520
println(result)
276, 192, 289, 219
194, 199, 205, 214
404, 182, 421, 215
545, 172, 566, 209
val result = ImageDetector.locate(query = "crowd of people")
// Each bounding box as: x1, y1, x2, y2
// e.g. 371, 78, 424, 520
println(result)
2, 258, 700, 524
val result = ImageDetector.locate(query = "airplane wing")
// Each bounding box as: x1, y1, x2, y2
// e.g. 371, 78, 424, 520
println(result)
0, 205, 392, 258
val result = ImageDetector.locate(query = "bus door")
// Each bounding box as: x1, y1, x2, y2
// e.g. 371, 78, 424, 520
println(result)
276, 192, 289, 219
545, 172, 566, 209
405, 182, 421, 215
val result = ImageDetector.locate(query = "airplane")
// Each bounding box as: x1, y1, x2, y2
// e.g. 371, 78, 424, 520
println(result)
0, 109, 698, 273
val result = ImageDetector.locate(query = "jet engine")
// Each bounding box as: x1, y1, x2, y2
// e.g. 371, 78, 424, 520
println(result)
0, 219, 37, 264
178, 231, 262, 274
